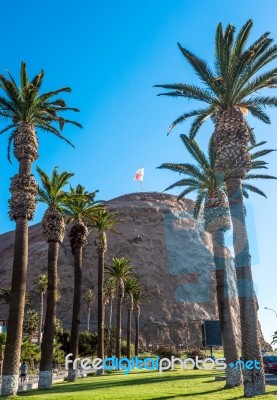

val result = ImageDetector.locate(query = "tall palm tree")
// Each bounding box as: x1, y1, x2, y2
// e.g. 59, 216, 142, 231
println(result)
105, 257, 133, 360
133, 290, 147, 357
155, 21, 277, 396
103, 277, 116, 358
23, 310, 39, 342
36, 166, 74, 389
93, 210, 118, 370
124, 277, 141, 359
63, 185, 100, 381
85, 289, 95, 332
158, 134, 276, 388
34, 274, 48, 346
0, 62, 81, 396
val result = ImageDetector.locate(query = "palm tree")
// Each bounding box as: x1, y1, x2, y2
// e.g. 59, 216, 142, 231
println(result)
133, 290, 147, 357
158, 134, 276, 388
85, 289, 95, 332
63, 185, 100, 381
103, 277, 116, 358
34, 274, 48, 346
155, 21, 277, 396
93, 210, 118, 369
124, 277, 141, 359
36, 166, 74, 389
105, 257, 133, 360
23, 310, 39, 342
0, 62, 81, 396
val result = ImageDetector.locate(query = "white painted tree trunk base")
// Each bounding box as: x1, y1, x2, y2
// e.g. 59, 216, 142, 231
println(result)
38, 370, 53, 389
225, 366, 242, 388
67, 369, 78, 382
243, 370, 265, 397
1, 374, 19, 396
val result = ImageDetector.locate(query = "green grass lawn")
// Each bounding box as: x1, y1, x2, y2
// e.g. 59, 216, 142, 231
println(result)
4, 369, 277, 400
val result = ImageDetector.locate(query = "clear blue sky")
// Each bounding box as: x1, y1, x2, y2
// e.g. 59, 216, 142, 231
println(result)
0, 0, 276, 344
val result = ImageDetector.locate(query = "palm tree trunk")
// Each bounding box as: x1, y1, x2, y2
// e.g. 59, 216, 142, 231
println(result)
68, 246, 83, 382
37, 291, 44, 345
38, 241, 59, 389
97, 249, 104, 374
212, 229, 242, 388
226, 177, 265, 397
87, 307, 91, 332
1, 217, 28, 396
127, 309, 132, 359
0, 351, 3, 376
135, 309, 140, 357
116, 295, 123, 360
107, 298, 113, 358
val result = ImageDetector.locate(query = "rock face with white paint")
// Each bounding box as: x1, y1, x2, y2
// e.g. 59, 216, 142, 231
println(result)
0, 192, 241, 348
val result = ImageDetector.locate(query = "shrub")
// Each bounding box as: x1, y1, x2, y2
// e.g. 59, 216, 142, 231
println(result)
121, 339, 135, 357
154, 345, 180, 358
79, 331, 98, 357
185, 348, 206, 361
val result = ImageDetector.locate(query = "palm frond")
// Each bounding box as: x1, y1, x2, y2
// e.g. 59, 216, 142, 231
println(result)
242, 183, 267, 198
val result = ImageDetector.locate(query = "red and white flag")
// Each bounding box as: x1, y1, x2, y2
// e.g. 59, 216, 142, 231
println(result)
134, 168, 144, 181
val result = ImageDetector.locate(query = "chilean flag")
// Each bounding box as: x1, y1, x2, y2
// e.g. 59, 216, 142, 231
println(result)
134, 168, 144, 181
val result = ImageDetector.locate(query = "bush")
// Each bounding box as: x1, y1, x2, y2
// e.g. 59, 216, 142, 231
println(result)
185, 348, 206, 361
154, 345, 180, 358
56, 329, 71, 355
79, 331, 98, 357
120, 339, 135, 357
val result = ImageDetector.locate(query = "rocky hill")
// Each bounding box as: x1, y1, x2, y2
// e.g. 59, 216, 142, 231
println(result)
0, 192, 240, 349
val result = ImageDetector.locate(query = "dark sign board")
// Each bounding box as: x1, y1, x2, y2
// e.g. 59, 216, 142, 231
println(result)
202, 320, 222, 346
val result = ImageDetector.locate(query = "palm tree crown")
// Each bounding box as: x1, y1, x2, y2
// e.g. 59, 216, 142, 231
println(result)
154, 20, 277, 139
63, 184, 101, 252
35, 274, 48, 294
105, 257, 133, 296
158, 134, 276, 218
37, 166, 74, 244
37, 166, 74, 210
0, 62, 82, 161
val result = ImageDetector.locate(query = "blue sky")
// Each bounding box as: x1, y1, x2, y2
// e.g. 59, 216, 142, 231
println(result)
0, 0, 277, 343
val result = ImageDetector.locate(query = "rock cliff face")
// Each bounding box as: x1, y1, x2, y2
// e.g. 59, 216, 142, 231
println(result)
0, 192, 240, 348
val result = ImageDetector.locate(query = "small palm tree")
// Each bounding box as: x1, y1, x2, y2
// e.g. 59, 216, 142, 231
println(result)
133, 290, 148, 357
155, 21, 277, 396
23, 310, 39, 342
105, 257, 133, 360
158, 134, 276, 387
124, 277, 141, 359
93, 210, 118, 367
103, 277, 116, 358
36, 166, 73, 389
63, 185, 101, 381
34, 274, 48, 346
85, 289, 95, 332
0, 62, 81, 396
